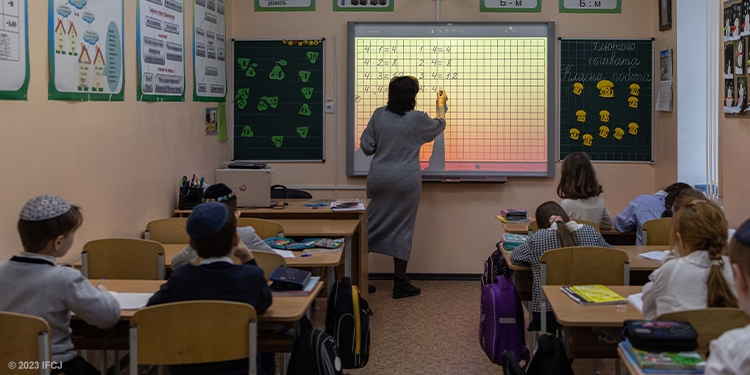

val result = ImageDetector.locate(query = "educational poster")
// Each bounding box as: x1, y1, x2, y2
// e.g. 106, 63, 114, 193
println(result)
724, 1, 750, 117
206, 107, 217, 136
0, 0, 28, 100
255, 0, 315, 11
137, 0, 185, 102
559, 39, 653, 162
334, 0, 393, 12
480, 0, 541, 12
725, 43, 735, 79
725, 5, 735, 42
48, 0, 124, 101
193, 0, 226, 101
559, 0, 620, 13
217, 101, 227, 141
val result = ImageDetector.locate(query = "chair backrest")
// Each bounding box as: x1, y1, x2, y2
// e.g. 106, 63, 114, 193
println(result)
540, 247, 630, 286
236, 218, 285, 240
642, 218, 672, 246
251, 251, 286, 281
528, 221, 539, 234
130, 301, 257, 374
575, 220, 601, 232
145, 218, 189, 244
656, 308, 750, 353
82, 238, 166, 280
271, 184, 313, 199
0, 312, 52, 375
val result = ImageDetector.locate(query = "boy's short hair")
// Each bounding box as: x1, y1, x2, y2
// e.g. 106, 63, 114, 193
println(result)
18, 206, 83, 253
187, 202, 237, 259
730, 218, 750, 276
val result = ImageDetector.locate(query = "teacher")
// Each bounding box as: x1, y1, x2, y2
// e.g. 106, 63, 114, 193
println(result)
359, 76, 448, 299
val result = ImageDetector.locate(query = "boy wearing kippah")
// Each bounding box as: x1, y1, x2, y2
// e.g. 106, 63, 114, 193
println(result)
171, 183, 275, 269
147, 202, 273, 375
0, 195, 121, 375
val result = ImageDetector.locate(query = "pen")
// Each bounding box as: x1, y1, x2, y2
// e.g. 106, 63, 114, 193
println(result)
301, 253, 312, 257
95, 276, 107, 288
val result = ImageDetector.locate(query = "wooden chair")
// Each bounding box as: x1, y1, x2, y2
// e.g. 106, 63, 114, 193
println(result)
251, 251, 286, 281
82, 238, 165, 280
540, 246, 630, 336
0, 312, 52, 375
642, 218, 672, 246
145, 218, 189, 244
129, 301, 258, 375
528, 221, 539, 235
656, 308, 750, 354
576, 220, 601, 232
236, 218, 285, 239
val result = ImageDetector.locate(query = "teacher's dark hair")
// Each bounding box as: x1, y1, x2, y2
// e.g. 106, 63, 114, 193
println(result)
386, 76, 419, 116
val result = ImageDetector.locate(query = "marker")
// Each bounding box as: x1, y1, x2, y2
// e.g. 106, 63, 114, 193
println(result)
199, 177, 205, 188
95, 276, 107, 288
301, 253, 312, 257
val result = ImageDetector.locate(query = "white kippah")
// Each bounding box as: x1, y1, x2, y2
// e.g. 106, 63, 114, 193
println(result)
19, 195, 72, 221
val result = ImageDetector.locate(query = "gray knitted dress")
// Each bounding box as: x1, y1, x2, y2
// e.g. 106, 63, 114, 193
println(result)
360, 106, 446, 261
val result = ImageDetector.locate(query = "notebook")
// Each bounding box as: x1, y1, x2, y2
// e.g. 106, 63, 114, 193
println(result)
628, 292, 644, 312
561, 285, 627, 305
215, 169, 275, 208
108, 292, 152, 310
638, 250, 671, 262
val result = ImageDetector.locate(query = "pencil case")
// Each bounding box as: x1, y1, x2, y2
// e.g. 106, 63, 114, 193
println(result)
501, 234, 528, 251
622, 320, 698, 352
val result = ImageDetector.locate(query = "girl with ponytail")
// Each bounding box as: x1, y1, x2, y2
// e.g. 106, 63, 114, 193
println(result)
615, 182, 692, 245
642, 200, 738, 320
511, 201, 612, 332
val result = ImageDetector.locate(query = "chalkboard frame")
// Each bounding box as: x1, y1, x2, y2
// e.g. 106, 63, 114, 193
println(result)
557, 38, 654, 164
230, 38, 326, 162
346, 22, 557, 180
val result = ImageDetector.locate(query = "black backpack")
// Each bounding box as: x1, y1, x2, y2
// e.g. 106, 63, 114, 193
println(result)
287, 316, 343, 375
326, 277, 373, 369
482, 242, 513, 287
526, 334, 574, 375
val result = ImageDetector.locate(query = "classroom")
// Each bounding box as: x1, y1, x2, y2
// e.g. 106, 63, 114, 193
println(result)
2, 0, 750, 374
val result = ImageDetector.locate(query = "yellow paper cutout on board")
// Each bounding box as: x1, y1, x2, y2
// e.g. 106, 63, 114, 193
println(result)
576, 110, 587, 122
629, 83, 641, 96
599, 110, 610, 123
583, 134, 593, 146
570, 128, 580, 140
614, 127, 624, 140
628, 97, 639, 109
599, 125, 610, 139
597, 80, 614, 98
628, 122, 639, 135
573, 82, 584, 96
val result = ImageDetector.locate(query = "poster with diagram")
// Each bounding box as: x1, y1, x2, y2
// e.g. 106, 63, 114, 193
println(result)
48, 0, 124, 101
193, 0, 225, 102
137, 0, 185, 101
0, 0, 28, 100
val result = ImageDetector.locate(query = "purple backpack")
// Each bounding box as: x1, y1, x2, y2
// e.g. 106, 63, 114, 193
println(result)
480, 275, 530, 369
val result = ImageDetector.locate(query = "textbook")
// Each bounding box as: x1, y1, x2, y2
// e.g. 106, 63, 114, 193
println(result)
330, 199, 365, 211
561, 285, 627, 305
620, 340, 705, 373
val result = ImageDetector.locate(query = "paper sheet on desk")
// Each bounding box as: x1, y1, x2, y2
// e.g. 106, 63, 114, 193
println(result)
108, 292, 153, 310
273, 249, 296, 258
628, 293, 643, 313
638, 250, 670, 262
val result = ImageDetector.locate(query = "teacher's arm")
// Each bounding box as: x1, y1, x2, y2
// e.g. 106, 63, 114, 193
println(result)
360, 111, 379, 156
419, 91, 448, 143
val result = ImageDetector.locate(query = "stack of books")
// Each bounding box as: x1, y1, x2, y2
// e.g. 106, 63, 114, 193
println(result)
619, 340, 705, 374
561, 285, 627, 305
330, 199, 365, 211
498, 208, 529, 223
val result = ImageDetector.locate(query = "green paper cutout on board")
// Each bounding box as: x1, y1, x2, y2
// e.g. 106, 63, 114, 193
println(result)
301, 87, 314, 99
298, 70, 311, 83
266, 96, 279, 108
238, 59, 258, 77
299, 103, 312, 116
258, 100, 268, 111
237, 100, 248, 109
271, 136, 284, 147
241, 126, 254, 138
297, 127, 309, 138
306, 51, 320, 64
236, 88, 250, 100
269, 60, 287, 80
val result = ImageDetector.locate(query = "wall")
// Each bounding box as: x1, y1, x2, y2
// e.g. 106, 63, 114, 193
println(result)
0, 1, 229, 264
653, 0, 678, 189
232, 0, 660, 273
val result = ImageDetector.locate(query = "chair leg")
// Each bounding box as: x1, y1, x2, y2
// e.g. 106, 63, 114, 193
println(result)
615, 358, 622, 375
114, 350, 120, 375
595, 358, 601, 375
100, 351, 107, 375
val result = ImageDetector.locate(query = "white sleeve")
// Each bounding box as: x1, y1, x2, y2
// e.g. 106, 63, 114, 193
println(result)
705, 338, 739, 375
63, 270, 120, 329
641, 262, 673, 320
171, 246, 198, 269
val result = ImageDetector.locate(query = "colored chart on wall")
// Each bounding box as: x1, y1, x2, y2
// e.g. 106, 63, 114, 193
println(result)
137, 0, 185, 102
193, 0, 226, 101
559, 39, 653, 162
48, 0, 124, 101
347, 23, 555, 179
0, 0, 28, 100
232, 39, 324, 161
481, 0, 541, 13
255, 0, 315, 11
334, 0, 393, 12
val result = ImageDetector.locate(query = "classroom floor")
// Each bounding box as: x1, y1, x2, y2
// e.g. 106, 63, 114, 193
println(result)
309, 280, 621, 375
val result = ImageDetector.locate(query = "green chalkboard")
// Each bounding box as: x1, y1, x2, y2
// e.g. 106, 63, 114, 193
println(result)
232, 39, 324, 161
559, 39, 653, 162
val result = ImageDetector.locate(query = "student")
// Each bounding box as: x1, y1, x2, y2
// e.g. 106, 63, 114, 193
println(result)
510, 201, 612, 331
0, 195, 120, 375
641, 200, 737, 320
673, 189, 736, 243
147, 202, 273, 375
705, 219, 750, 375
557, 152, 613, 229
615, 182, 692, 245
172, 183, 274, 269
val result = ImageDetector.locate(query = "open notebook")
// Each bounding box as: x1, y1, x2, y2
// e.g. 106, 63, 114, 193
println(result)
108, 292, 153, 310
627, 292, 644, 313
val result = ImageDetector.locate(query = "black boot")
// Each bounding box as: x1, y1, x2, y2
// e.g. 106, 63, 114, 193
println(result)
393, 277, 421, 299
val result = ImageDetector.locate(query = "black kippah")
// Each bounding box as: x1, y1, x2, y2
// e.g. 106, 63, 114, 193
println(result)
735, 219, 750, 246
203, 183, 234, 203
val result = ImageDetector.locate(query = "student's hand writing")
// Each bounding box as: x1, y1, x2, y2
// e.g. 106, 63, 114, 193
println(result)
231, 240, 254, 263
97, 285, 108, 293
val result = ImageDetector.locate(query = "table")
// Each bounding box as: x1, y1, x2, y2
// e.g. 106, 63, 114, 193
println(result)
176, 201, 370, 298
500, 218, 638, 245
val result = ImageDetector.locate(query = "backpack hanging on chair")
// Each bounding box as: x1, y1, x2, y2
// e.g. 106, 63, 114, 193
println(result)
326, 276, 373, 369
287, 316, 343, 375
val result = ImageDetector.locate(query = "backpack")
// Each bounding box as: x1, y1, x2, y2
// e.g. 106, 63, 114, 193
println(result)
526, 334, 574, 375
326, 277, 373, 369
480, 275, 530, 369
482, 242, 512, 287
287, 316, 343, 375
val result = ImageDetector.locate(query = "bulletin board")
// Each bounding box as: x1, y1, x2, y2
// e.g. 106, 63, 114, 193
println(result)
559, 38, 653, 162
232, 39, 324, 161
723, 0, 750, 117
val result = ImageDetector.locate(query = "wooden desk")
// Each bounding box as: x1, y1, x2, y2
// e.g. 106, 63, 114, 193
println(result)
500, 218, 638, 245
176, 200, 370, 298
159, 244, 344, 269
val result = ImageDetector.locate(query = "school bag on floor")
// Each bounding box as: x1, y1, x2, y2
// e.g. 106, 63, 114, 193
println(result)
526, 334, 574, 375
482, 242, 513, 287
480, 275, 530, 369
287, 316, 343, 375
326, 276, 373, 369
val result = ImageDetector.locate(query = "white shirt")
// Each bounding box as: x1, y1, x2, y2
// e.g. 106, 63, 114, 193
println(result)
199, 256, 233, 265
560, 196, 613, 230
705, 324, 750, 375
642, 251, 736, 320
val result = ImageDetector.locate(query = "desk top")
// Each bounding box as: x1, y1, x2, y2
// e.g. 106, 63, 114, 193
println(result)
502, 246, 668, 272
275, 219, 359, 237
160, 244, 343, 268
176, 200, 370, 216
92, 279, 322, 322
542, 285, 644, 327
500, 218, 634, 238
